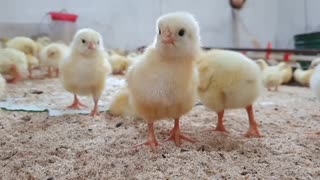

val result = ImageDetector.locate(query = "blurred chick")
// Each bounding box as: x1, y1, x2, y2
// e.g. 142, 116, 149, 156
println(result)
197, 50, 263, 137
6, 36, 39, 78
293, 60, 320, 86
108, 54, 133, 75
309, 59, 320, 136
127, 12, 201, 150
0, 48, 28, 83
108, 87, 138, 117
36, 36, 51, 47
256, 59, 283, 91
60, 28, 111, 117
40, 43, 69, 77
0, 74, 5, 97
278, 62, 293, 84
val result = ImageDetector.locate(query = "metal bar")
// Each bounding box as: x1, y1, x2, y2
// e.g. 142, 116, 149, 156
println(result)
203, 47, 320, 55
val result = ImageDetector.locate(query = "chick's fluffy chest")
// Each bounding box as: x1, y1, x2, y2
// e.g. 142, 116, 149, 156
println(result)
127, 49, 198, 120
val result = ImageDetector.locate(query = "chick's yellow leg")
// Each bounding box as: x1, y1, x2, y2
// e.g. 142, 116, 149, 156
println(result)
165, 118, 195, 147
244, 105, 262, 138
8, 65, 23, 83
28, 66, 33, 79
67, 94, 88, 109
133, 122, 160, 152
55, 68, 59, 77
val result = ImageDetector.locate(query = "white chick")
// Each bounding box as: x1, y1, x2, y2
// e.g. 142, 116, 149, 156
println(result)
256, 59, 283, 91
6, 36, 39, 78
60, 28, 111, 117
40, 43, 69, 77
0, 48, 28, 83
0, 74, 6, 97
127, 12, 201, 151
197, 49, 263, 137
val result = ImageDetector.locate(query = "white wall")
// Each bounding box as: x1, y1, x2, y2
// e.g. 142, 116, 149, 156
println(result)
0, 0, 319, 50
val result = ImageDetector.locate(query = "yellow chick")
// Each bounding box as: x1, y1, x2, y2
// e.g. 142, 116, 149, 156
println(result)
60, 28, 112, 117
0, 74, 6, 97
197, 50, 263, 137
36, 36, 51, 47
256, 59, 283, 91
127, 12, 201, 151
278, 62, 293, 84
108, 87, 138, 117
293, 60, 320, 86
0, 48, 28, 83
108, 54, 133, 75
40, 43, 69, 77
6, 36, 39, 78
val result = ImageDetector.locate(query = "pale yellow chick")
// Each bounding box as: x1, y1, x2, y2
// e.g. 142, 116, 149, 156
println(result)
293, 60, 320, 86
60, 28, 111, 117
108, 54, 133, 75
0, 48, 28, 83
40, 43, 69, 77
278, 62, 293, 84
197, 49, 263, 137
127, 12, 201, 151
6, 36, 39, 78
256, 59, 283, 91
108, 87, 138, 118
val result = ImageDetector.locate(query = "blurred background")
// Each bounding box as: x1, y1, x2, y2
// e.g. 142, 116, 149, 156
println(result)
0, 0, 319, 50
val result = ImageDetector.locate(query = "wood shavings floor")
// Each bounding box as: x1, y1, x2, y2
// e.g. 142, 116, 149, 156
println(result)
0, 75, 319, 179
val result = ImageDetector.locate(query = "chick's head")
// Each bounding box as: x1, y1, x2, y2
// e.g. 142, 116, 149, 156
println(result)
71, 28, 103, 56
154, 12, 201, 60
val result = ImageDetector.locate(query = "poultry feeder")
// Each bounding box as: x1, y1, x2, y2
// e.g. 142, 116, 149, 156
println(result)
49, 11, 78, 44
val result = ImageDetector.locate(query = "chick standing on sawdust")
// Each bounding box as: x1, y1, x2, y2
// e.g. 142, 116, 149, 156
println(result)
197, 50, 263, 137
60, 28, 111, 117
6, 36, 39, 78
40, 43, 69, 77
127, 12, 201, 151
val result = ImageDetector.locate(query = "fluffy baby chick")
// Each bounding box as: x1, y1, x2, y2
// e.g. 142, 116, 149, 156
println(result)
108, 87, 138, 117
40, 43, 69, 77
309, 59, 320, 136
60, 28, 111, 117
197, 50, 263, 137
0, 74, 6, 97
278, 62, 293, 84
0, 48, 28, 83
256, 59, 283, 91
108, 54, 133, 75
127, 12, 201, 151
36, 36, 51, 47
293, 60, 320, 86
6, 36, 39, 78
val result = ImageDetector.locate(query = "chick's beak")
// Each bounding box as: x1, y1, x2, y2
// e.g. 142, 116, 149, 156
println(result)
161, 30, 176, 45
88, 42, 96, 50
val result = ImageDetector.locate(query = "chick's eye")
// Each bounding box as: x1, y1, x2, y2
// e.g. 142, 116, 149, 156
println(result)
158, 28, 161, 35
178, 29, 185, 36
97, 40, 100, 45
82, 39, 86, 44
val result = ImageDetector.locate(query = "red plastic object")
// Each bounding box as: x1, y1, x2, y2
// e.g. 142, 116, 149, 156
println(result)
50, 12, 78, 22
265, 42, 272, 60
283, 53, 292, 62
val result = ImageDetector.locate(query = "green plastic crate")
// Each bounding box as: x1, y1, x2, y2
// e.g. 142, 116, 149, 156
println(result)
294, 32, 320, 70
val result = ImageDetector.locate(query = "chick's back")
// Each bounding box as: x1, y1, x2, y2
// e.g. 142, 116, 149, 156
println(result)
198, 50, 262, 111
